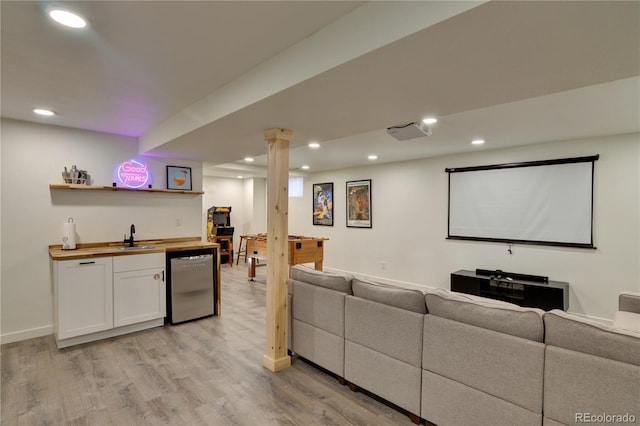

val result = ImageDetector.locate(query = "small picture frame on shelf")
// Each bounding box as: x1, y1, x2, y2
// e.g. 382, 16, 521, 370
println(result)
166, 166, 192, 190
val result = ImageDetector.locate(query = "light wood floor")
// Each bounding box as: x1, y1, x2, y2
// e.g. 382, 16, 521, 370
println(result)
1, 263, 410, 425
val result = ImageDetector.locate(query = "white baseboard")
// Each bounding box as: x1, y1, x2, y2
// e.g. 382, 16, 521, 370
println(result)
1, 324, 53, 345
55, 318, 164, 348
1, 319, 165, 347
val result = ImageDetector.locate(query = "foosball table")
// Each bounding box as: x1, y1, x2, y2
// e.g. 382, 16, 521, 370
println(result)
245, 235, 328, 279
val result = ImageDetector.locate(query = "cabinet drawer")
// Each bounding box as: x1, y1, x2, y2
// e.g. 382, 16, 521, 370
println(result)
113, 253, 164, 272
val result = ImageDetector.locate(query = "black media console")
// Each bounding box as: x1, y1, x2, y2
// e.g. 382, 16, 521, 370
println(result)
450, 269, 569, 311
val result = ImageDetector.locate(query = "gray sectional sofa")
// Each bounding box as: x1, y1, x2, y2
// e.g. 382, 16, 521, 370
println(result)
287, 265, 640, 425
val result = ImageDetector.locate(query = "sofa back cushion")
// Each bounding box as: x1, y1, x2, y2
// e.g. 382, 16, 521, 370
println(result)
423, 314, 545, 414
345, 295, 424, 367
289, 279, 347, 337
544, 310, 640, 366
425, 289, 544, 342
289, 265, 353, 294
352, 277, 427, 314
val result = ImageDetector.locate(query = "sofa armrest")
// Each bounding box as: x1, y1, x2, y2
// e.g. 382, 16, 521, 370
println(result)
619, 291, 640, 314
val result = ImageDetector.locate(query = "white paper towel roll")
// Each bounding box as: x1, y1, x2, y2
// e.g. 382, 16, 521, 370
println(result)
62, 218, 77, 250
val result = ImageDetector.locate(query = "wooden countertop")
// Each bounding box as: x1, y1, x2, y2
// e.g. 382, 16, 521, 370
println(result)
49, 237, 218, 260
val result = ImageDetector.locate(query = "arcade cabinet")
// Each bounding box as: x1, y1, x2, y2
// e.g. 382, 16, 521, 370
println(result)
207, 206, 234, 266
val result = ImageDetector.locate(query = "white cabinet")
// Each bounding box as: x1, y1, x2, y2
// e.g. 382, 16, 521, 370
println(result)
53, 252, 166, 348
113, 253, 166, 327
55, 257, 113, 340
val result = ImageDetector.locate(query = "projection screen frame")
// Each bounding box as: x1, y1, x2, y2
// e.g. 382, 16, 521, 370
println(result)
445, 155, 599, 249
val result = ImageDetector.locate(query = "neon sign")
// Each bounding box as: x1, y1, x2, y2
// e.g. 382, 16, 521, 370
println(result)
116, 159, 150, 188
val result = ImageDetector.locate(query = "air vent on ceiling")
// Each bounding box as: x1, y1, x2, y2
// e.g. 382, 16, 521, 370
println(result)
386, 122, 432, 141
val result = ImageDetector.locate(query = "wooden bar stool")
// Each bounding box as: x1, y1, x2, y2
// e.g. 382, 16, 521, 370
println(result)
236, 235, 248, 265
211, 236, 233, 267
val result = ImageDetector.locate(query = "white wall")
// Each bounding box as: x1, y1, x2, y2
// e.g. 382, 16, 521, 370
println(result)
2, 120, 637, 342
249, 178, 267, 234
289, 133, 640, 322
202, 176, 267, 253
202, 176, 245, 249
1, 119, 203, 343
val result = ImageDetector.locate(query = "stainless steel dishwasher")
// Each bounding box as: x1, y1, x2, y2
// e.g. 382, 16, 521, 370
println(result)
168, 254, 214, 324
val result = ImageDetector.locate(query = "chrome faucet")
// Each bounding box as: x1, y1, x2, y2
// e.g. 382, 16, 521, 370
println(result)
124, 224, 135, 247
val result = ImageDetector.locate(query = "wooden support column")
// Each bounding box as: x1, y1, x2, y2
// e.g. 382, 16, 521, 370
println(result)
262, 128, 292, 372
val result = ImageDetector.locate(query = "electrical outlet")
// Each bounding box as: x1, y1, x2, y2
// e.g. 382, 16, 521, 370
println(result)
175, 217, 182, 226
381, 261, 387, 270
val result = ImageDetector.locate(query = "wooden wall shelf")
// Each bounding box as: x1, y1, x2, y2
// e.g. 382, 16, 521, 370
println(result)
50, 183, 204, 195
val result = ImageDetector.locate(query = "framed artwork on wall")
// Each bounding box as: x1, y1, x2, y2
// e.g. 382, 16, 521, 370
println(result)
346, 179, 372, 228
313, 182, 334, 226
166, 166, 192, 190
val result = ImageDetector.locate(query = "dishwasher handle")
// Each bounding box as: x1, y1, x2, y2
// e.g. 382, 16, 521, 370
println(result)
172, 254, 213, 261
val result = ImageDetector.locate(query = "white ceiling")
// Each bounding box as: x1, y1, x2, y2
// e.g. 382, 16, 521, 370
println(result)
2, 1, 638, 178
1, 1, 363, 136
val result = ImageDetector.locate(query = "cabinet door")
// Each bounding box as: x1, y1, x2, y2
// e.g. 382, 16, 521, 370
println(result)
57, 257, 113, 339
113, 267, 166, 327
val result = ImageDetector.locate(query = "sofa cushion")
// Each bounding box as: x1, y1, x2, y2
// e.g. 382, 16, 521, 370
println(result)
289, 265, 353, 294
345, 296, 424, 367
290, 279, 346, 337
544, 345, 640, 425
425, 288, 544, 342
422, 369, 542, 426
345, 340, 422, 415
352, 277, 427, 314
292, 319, 345, 376
544, 310, 640, 366
423, 314, 545, 414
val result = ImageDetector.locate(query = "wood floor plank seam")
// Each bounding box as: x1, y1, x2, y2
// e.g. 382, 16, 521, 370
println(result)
1, 265, 410, 425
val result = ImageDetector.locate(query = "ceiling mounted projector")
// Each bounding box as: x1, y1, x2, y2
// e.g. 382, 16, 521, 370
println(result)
386, 122, 432, 141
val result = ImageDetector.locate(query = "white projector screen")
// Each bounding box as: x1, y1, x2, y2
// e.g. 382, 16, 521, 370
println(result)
447, 156, 598, 248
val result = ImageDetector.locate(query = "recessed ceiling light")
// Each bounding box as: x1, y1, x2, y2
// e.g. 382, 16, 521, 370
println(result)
33, 108, 55, 116
308, 142, 320, 148
48, 9, 87, 29
422, 117, 438, 125
244, 157, 254, 162
471, 139, 485, 145
237, 175, 244, 179
301, 165, 310, 170
368, 155, 378, 160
